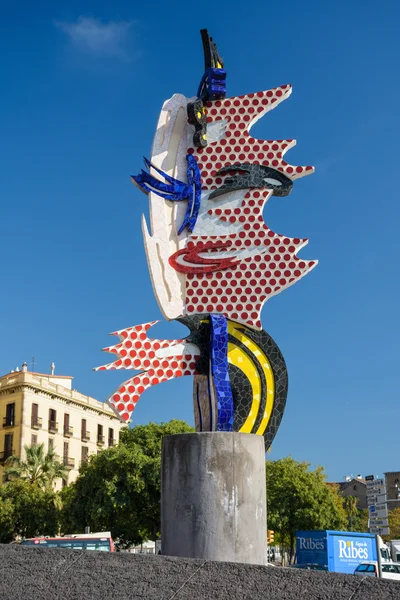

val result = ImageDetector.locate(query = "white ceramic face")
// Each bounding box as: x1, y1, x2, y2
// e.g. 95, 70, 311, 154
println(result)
140, 87, 316, 331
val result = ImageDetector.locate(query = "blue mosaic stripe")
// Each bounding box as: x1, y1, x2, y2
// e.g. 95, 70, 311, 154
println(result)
210, 314, 234, 432
195, 381, 203, 432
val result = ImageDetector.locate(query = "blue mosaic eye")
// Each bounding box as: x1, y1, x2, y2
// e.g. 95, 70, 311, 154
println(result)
131, 154, 202, 234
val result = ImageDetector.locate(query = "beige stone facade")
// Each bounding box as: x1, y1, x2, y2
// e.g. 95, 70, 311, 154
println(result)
0, 366, 125, 489
337, 477, 368, 509
384, 471, 400, 510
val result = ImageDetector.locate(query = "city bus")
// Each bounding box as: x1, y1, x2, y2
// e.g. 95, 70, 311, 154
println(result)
20, 532, 115, 552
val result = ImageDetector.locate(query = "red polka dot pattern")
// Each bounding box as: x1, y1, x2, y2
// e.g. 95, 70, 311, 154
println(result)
192, 86, 314, 187
95, 321, 200, 421
183, 85, 317, 330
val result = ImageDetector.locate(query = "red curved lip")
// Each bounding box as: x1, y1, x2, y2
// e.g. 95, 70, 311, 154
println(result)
169, 242, 239, 274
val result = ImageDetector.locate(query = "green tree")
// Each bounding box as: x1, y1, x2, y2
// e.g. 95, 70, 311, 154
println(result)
119, 420, 194, 457
0, 480, 59, 538
345, 508, 369, 533
352, 508, 369, 533
60, 420, 193, 547
0, 495, 15, 543
4, 443, 67, 488
266, 457, 347, 564
344, 496, 359, 529
385, 507, 400, 542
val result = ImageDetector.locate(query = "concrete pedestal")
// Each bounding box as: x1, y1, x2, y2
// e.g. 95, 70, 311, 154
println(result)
161, 432, 267, 565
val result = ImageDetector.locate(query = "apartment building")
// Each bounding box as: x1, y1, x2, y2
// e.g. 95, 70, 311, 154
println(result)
0, 363, 125, 489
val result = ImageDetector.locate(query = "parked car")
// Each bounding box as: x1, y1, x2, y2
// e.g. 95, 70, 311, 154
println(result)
354, 561, 400, 581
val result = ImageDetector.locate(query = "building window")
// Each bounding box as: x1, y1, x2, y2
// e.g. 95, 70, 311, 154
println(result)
62, 478, 68, 488
63, 443, 74, 470
49, 409, 57, 433
31, 434, 37, 446
108, 428, 114, 447
97, 424, 104, 445
81, 419, 90, 441
4, 433, 13, 459
31, 403, 42, 429
353, 485, 357, 491
81, 446, 89, 463
4, 403, 15, 427
48, 438, 54, 450
64, 413, 72, 437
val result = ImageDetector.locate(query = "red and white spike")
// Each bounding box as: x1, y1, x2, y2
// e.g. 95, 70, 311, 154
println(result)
95, 321, 200, 422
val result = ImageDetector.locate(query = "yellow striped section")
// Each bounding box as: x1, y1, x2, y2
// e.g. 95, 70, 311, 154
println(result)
227, 341, 260, 432
227, 322, 275, 436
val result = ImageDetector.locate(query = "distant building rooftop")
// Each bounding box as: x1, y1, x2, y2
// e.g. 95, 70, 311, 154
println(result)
0, 366, 123, 422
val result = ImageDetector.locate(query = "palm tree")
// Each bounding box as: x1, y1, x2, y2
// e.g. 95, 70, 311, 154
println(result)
344, 496, 359, 530
4, 443, 67, 488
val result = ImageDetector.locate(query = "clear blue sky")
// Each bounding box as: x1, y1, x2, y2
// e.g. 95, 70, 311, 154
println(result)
1, 0, 399, 482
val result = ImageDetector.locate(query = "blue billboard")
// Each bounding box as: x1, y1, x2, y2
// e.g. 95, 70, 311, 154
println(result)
326, 531, 376, 575
296, 530, 377, 574
296, 531, 328, 567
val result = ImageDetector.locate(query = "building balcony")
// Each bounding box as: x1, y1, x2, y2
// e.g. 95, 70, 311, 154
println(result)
63, 426, 73, 438
2, 417, 15, 428
48, 421, 58, 434
97, 435, 105, 446
108, 439, 116, 447
0, 450, 14, 463
81, 431, 90, 442
63, 456, 75, 470
31, 417, 42, 430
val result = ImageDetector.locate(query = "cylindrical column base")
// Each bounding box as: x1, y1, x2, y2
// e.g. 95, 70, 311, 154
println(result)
161, 432, 267, 565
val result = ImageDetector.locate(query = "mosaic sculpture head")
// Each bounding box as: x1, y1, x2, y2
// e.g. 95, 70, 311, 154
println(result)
96, 30, 317, 449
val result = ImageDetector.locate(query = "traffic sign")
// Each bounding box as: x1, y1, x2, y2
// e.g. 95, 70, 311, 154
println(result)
367, 487, 382, 495
366, 475, 390, 536
369, 505, 389, 519
369, 517, 389, 527
366, 483, 385, 491
374, 502, 388, 512
366, 478, 385, 489
369, 526, 390, 536
367, 493, 387, 506
367, 486, 386, 498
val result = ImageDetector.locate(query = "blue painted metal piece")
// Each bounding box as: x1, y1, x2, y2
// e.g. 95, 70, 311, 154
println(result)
197, 67, 226, 101
210, 314, 234, 432
179, 154, 202, 234
132, 154, 202, 235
